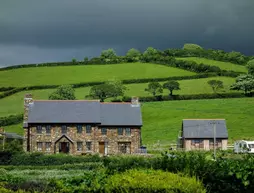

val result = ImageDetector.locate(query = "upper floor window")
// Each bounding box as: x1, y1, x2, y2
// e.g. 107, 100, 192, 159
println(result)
86, 125, 91, 134
125, 128, 131, 136
118, 128, 123, 135
36, 126, 42, 134
77, 125, 83, 134
101, 128, 107, 135
46, 125, 51, 135
61, 125, 67, 134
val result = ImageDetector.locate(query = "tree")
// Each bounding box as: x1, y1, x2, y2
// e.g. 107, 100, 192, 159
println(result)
126, 48, 141, 62
247, 59, 254, 75
230, 74, 254, 94
163, 80, 180, 96
88, 81, 126, 102
49, 85, 76, 100
100, 48, 117, 59
72, 58, 77, 63
107, 80, 127, 99
207, 80, 224, 93
145, 82, 163, 97
142, 47, 160, 62
183, 43, 203, 51
84, 57, 89, 64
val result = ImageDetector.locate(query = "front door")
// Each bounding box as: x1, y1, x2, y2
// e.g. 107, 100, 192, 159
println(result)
59, 142, 69, 153
99, 142, 105, 154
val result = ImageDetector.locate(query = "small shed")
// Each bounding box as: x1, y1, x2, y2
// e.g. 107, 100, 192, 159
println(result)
178, 119, 228, 151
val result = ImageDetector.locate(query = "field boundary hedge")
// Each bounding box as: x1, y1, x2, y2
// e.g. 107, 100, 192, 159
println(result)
0, 114, 23, 127
0, 73, 219, 99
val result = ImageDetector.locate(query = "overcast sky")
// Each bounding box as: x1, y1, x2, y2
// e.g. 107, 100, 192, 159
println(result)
0, 0, 254, 67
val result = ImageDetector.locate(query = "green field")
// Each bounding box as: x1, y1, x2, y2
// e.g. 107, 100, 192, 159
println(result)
0, 63, 195, 87
176, 57, 247, 73
4, 98, 254, 146
0, 77, 237, 117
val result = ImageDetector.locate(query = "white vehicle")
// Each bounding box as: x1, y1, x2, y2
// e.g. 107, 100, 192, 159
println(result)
234, 140, 254, 154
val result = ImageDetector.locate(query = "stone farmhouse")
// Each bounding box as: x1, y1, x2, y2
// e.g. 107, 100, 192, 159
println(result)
23, 94, 142, 155
178, 119, 228, 151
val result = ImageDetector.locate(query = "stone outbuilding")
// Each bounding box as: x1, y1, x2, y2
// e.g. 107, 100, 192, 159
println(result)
178, 119, 228, 151
23, 94, 142, 155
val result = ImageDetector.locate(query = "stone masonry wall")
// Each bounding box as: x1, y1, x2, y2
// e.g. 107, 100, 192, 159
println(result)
26, 124, 141, 155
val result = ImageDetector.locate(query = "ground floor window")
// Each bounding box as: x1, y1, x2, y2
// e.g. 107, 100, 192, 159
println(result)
191, 139, 204, 149
37, 142, 42, 151
209, 139, 222, 149
86, 142, 92, 151
118, 142, 131, 154
77, 142, 83, 151
45, 142, 51, 151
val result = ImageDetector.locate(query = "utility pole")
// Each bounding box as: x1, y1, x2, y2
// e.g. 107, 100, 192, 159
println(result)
209, 120, 219, 161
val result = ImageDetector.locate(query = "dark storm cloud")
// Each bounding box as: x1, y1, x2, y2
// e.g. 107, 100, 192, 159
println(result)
0, 0, 254, 66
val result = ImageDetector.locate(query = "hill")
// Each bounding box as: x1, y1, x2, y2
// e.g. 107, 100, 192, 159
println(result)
4, 98, 254, 147
0, 62, 195, 87
0, 48, 253, 147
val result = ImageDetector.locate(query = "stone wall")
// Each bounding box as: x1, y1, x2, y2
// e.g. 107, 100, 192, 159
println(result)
183, 138, 228, 151
25, 124, 141, 155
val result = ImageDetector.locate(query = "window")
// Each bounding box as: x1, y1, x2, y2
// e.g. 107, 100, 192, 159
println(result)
77, 125, 83, 134
125, 128, 131, 136
46, 125, 51, 135
191, 139, 204, 149
118, 128, 123, 135
77, 142, 83, 151
86, 142, 92, 151
61, 125, 67, 134
101, 128, 107, 135
37, 142, 42, 151
118, 142, 131, 154
86, 125, 91, 134
36, 126, 42, 134
45, 142, 51, 151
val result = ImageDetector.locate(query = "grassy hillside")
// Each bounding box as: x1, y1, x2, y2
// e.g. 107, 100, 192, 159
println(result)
176, 57, 247, 73
4, 98, 254, 146
0, 63, 195, 87
0, 77, 237, 117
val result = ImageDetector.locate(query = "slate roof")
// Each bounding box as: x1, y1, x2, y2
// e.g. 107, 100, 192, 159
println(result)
26, 100, 142, 126
182, 119, 228, 139
0, 132, 24, 139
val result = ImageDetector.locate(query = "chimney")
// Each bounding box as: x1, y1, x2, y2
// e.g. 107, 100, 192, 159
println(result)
24, 94, 33, 126
131, 96, 140, 107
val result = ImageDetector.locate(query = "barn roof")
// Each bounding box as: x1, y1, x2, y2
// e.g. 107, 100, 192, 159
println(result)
182, 119, 228, 139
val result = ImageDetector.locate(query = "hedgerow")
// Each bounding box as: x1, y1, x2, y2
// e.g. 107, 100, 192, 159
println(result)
0, 114, 23, 127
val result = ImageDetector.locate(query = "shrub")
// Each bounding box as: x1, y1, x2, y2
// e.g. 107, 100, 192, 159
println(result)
104, 169, 206, 193
0, 114, 23, 126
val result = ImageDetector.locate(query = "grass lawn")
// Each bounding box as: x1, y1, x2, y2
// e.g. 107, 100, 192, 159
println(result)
141, 98, 254, 147
0, 77, 238, 117
0, 63, 195, 87
4, 98, 254, 147
176, 57, 247, 73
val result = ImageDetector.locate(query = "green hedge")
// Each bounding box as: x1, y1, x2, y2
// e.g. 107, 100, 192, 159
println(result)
0, 151, 102, 166
0, 87, 15, 92
104, 169, 206, 193
0, 114, 23, 127
121, 92, 247, 102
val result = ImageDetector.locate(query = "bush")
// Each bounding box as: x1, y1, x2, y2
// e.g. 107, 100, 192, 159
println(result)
0, 114, 23, 126
0, 87, 15, 92
104, 169, 206, 193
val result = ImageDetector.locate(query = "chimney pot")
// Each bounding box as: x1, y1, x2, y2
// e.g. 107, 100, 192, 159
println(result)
131, 96, 139, 107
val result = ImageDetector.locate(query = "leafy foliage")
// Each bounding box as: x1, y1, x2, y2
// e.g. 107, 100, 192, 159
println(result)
247, 59, 254, 75
88, 81, 126, 102
207, 80, 224, 93
105, 169, 206, 193
100, 48, 117, 59
126, 48, 142, 62
48, 85, 76, 100
230, 74, 254, 94
0, 114, 23, 127
144, 82, 163, 97
183, 43, 203, 51
163, 80, 180, 95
